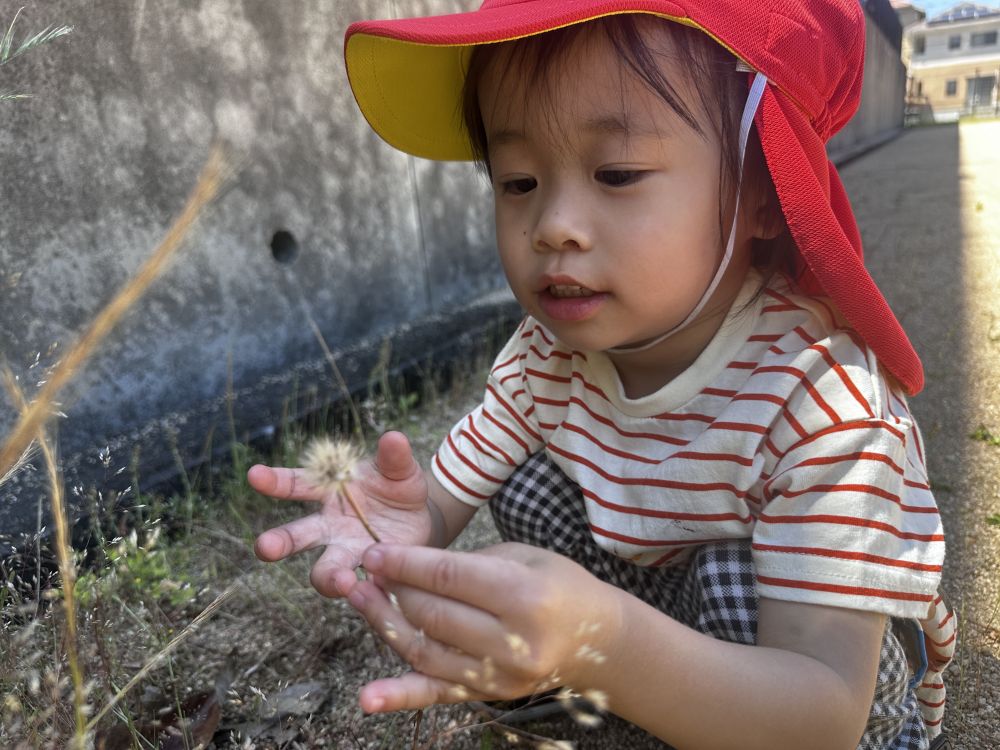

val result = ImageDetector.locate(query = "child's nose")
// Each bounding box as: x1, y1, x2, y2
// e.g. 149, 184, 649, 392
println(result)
531, 191, 591, 253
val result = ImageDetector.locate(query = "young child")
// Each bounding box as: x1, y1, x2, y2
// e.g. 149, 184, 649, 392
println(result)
251, 1, 957, 746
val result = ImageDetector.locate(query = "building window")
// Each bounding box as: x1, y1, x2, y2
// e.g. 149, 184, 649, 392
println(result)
949, 34, 961, 49
913, 34, 926, 54
971, 31, 998, 47
946, 79, 958, 96
966, 75, 997, 109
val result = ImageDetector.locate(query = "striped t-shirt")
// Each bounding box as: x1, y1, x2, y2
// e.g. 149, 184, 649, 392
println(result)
432, 273, 946, 621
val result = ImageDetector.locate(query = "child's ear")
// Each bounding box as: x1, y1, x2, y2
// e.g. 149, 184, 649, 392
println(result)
752, 201, 785, 241
750, 179, 785, 241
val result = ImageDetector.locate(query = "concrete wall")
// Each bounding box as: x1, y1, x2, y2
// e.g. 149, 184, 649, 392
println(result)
829, 10, 908, 161
0, 0, 515, 550
0, 1, 909, 548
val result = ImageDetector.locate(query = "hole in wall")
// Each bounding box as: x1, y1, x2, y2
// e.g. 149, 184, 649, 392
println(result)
270, 229, 299, 264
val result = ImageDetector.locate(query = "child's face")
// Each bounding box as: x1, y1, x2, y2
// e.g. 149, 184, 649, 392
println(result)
479, 23, 756, 355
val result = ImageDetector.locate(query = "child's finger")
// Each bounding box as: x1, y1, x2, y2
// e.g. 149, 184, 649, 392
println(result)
247, 464, 325, 501
310, 545, 368, 598
349, 580, 507, 694
253, 514, 332, 561
359, 673, 490, 714
360, 671, 490, 714
373, 431, 420, 482
383, 579, 513, 662
361, 544, 523, 615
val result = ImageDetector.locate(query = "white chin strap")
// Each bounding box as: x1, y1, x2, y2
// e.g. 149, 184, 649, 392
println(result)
607, 71, 769, 355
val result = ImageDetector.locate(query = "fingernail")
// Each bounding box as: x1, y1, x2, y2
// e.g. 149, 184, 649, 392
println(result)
365, 548, 384, 571
349, 589, 366, 608
368, 696, 384, 713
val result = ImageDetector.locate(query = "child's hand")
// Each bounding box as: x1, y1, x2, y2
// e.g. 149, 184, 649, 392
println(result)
343, 542, 624, 713
251, 431, 432, 598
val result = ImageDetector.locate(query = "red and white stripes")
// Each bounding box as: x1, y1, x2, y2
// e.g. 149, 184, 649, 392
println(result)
432, 276, 953, 729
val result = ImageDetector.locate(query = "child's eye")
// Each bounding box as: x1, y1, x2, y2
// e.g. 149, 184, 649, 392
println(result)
498, 177, 537, 195
596, 169, 643, 187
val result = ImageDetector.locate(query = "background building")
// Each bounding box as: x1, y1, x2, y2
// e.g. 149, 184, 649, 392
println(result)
891, 0, 927, 65
900, 2, 1000, 121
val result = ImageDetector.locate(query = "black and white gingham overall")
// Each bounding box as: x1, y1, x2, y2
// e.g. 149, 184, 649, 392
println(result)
491, 453, 929, 749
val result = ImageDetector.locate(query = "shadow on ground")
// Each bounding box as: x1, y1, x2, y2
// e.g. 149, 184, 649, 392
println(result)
846, 120, 1000, 747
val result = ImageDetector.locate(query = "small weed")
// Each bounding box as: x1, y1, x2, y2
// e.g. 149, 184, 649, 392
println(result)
929, 477, 954, 493
75, 527, 196, 610
986, 514, 1000, 528
969, 424, 1000, 447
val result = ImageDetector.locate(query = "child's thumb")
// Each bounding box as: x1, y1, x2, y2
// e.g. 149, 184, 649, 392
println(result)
374, 430, 419, 481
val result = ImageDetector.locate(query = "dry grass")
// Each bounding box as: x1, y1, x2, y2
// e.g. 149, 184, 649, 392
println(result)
0, 144, 256, 749
0, 363, 531, 749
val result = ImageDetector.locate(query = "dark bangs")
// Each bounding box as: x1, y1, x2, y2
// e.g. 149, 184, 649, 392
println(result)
459, 14, 797, 281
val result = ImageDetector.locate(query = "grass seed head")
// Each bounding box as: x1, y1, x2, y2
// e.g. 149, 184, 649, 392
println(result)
504, 632, 530, 658
581, 688, 608, 712
557, 686, 608, 728
481, 656, 495, 681
383, 621, 398, 641
574, 644, 606, 664
555, 686, 577, 706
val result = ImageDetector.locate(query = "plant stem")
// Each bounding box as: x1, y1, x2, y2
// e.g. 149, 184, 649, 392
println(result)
339, 482, 381, 543
306, 314, 365, 439
2, 371, 87, 748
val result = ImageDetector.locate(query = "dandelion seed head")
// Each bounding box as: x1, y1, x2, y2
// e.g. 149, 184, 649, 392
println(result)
302, 436, 362, 489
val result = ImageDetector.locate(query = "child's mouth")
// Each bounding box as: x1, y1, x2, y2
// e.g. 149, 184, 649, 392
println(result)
548, 284, 594, 298
538, 286, 607, 321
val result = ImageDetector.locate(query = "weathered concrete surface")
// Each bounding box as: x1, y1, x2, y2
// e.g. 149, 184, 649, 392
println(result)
829, 7, 908, 162
846, 120, 1000, 747
0, 0, 512, 548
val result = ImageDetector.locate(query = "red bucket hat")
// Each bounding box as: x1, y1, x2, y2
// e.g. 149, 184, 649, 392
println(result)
344, 0, 925, 395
